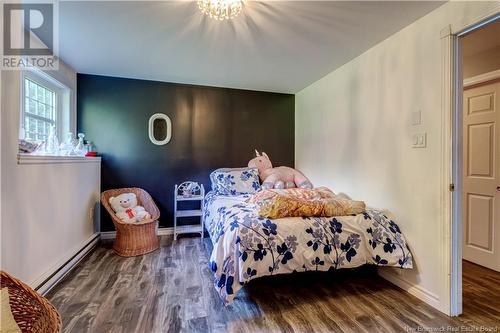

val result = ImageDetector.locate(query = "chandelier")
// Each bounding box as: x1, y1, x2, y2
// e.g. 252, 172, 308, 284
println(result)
197, 0, 243, 21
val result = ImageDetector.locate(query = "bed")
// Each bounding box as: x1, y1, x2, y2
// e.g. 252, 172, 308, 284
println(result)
204, 168, 413, 304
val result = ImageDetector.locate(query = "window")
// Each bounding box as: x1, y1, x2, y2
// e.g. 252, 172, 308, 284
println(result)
23, 78, 57, 141
20, 70, 72, 144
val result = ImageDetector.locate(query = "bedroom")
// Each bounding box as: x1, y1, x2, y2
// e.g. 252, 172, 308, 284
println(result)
1, 1, 499, 332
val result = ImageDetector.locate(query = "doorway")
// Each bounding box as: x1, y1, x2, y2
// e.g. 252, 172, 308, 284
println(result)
460, 20, 500, 272
454, 17, 500, 318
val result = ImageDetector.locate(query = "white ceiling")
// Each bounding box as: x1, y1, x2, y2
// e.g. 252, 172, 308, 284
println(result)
58, 1, 445, 93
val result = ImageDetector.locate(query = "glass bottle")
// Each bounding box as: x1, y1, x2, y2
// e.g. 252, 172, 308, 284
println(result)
45, 126, 60, 155
73, 133, 86, 156
59, 132, 74, 156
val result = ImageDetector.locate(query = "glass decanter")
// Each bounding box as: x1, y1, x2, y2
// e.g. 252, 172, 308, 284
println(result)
45, 126, 60, 155
72, 133, 86, 156
59, 132, 75, 156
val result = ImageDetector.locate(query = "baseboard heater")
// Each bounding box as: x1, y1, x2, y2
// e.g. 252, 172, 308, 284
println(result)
35, 233, 100, 296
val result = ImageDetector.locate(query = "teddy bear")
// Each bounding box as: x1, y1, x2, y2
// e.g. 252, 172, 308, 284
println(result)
109, 192, 151, 223
248, 150, 313, 190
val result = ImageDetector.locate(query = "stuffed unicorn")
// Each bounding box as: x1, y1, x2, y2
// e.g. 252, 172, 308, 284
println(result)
248, 150, 313, 190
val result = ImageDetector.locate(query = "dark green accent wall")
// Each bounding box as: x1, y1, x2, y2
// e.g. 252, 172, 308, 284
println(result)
77, 74, 295, 231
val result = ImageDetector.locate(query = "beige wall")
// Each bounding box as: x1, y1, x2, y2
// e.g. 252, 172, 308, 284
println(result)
463, 45, 500, 78
0, 62, 101, 288
296, 2, 500, 315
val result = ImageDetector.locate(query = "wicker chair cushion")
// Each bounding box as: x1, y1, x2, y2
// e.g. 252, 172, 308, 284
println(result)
1, 288, 21, 333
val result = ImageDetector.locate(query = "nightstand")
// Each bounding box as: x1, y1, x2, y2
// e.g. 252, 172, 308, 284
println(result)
173, 181, 205, 241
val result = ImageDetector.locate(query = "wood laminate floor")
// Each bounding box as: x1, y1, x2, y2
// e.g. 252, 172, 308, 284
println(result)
47, 237, 500, 333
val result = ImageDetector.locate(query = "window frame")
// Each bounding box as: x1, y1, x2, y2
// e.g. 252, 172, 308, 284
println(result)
20, 69, 69, 142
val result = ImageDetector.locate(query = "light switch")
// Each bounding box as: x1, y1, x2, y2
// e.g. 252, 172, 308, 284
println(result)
412, 133, 426, 148
412, 110, 422, 126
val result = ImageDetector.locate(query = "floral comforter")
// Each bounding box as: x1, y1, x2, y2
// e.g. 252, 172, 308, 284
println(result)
204, 191, 413, 304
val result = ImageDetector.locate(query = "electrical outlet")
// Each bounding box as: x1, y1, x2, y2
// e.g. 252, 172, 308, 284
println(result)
88, 206, 94, 223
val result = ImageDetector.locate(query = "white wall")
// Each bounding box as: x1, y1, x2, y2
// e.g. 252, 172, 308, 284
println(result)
295, 2, 500, 315
0, 62, 101, 288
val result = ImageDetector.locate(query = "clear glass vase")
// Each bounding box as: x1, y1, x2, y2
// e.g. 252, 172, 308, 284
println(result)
71, 133, 86, 156
45, 126, 60, 155
59, 132, 75, 156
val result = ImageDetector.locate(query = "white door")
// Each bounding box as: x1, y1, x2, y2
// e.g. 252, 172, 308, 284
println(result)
463, 80, 500, 272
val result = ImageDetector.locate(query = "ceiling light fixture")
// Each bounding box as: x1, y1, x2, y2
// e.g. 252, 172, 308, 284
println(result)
197, 0, 243, 21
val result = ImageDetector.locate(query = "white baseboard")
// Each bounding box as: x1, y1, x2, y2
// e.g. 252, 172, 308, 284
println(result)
100, 225, 201, 240
378, 268, 447, 314
32, 233, 100, 296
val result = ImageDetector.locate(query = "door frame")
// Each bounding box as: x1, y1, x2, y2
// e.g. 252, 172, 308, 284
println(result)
463, 69, 500, 88
445, 12, 500, 316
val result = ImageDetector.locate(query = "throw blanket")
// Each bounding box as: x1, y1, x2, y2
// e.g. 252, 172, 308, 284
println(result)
248, 187, 366, 219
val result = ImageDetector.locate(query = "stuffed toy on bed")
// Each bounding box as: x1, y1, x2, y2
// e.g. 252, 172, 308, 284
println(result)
248, 150, 313, 190
109, 193, 151, 223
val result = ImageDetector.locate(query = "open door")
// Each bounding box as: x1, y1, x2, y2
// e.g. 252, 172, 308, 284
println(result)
462, 80, 500, 272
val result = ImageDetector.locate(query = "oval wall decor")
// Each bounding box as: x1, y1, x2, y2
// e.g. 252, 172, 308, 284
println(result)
148, 113, 172, 145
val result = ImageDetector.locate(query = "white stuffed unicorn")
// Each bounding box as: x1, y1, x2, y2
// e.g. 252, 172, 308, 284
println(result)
248, 150, 313, 190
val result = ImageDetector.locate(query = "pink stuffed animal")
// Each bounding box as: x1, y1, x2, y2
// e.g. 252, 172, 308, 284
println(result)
248, 150, 313, 190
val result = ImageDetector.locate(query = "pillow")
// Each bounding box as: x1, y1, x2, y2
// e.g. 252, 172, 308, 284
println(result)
210, 168, 260, 195
1, 288, 21, 333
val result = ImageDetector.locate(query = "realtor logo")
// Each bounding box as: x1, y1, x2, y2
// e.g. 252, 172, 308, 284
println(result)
2, 2, 58, 69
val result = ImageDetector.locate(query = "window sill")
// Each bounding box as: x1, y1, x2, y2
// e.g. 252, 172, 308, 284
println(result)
17, 154, 101, 165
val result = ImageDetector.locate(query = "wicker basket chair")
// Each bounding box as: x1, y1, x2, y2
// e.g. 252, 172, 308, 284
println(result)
101, 188, 160, 257
0, 271, 62, 333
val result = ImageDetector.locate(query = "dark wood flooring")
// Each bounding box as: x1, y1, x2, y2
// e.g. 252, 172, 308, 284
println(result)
46, 237, 500, 333
461, 260, 500, 327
